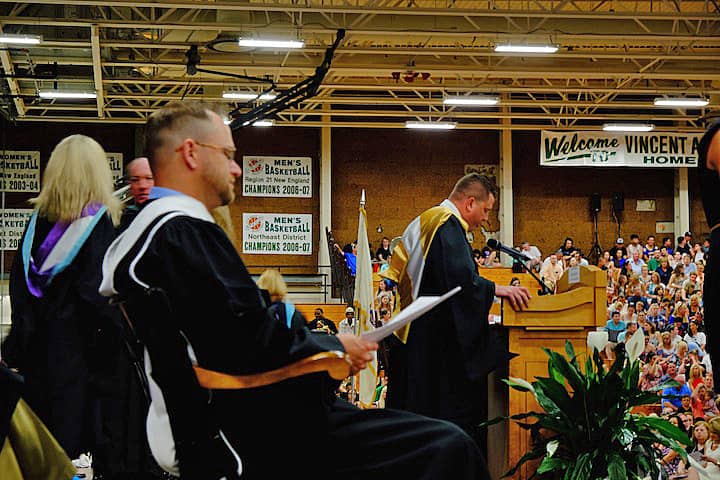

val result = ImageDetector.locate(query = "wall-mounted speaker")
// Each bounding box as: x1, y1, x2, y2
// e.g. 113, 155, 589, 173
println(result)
590, 193, 601, 213
612, 192, 624, 212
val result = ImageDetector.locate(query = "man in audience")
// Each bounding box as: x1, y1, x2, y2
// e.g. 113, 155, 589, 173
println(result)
541, 253, 563, 291
338, 306, 356, 335
308, 307, 338, 334
644, 235, 659, 259
617, 321, 637, 343
101, 101, 485, 480
676, 235, 691, 256
647, 303, 666, 328
662, 236, 675, 255
683, 253, 698, 275
686, 322, 707, 352
382, 173, 530, 468
628, 250, 645, 275
609, 237, 627, 260
627, 234, 643, 259
520, 241, 542, 271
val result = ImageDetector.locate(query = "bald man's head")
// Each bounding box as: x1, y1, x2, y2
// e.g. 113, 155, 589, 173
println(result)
126, 156, 154, 204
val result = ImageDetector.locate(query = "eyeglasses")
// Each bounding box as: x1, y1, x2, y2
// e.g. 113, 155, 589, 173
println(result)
176, 140, 237, 162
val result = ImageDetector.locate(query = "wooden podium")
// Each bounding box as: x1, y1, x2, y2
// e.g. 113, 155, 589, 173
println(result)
501, 265, 606, 479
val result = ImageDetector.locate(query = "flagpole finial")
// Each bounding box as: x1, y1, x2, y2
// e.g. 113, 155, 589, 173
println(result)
360, 189, 366, 207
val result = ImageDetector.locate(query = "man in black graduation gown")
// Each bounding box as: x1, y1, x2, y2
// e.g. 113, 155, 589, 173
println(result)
698, 119, 720, 390
382, 173, 531, 459
100, 101, 486, 480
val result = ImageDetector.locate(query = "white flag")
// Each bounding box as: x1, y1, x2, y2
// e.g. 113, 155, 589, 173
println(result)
354, 191, 378, 407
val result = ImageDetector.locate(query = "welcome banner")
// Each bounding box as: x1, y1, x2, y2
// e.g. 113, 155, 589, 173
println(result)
540, 131, 703, 167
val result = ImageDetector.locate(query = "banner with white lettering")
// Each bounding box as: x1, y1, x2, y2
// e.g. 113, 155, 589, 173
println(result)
1, 209, 32, 250
0, 151, 40, 192
540, 131, 703, 167
107, 153, 124, 184
242, 156, 312, 198
242, 213, 313, 255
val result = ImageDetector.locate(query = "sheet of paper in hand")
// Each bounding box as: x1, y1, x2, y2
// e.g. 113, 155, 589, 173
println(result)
361, 286, 462, 343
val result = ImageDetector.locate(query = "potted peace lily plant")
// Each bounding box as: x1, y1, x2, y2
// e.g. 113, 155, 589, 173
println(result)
487, 327, 692, 479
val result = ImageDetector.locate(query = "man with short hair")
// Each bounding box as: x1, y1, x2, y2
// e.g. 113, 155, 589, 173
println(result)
628, 250, 645, 275
644, 235, 659, 260
627, 234, 643, 259
101, 101, 484, 480
382, 173, 530, 466
119, 156, 155, 230
609, 237, 627, 260
338, 306, 357, 335
662, 236, 674, 255
676, 235, 691, 256
307, 307, 338, 334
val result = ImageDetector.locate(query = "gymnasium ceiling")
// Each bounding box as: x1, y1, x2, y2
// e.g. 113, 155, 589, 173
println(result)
0, 0, 718, 130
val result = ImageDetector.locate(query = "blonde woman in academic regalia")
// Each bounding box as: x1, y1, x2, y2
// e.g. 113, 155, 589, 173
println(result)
1, 134, 124, 477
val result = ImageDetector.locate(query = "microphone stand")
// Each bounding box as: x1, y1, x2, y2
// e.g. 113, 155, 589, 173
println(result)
511, 257, 554, 295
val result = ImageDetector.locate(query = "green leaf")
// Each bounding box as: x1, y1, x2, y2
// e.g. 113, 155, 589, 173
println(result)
607, 452, 627, 480
569, 452, 592, 479
564, 340, 575, 361
635, 416, 693, 447
536, 456, 568, 474
502, 446, 546, 477
545, 349, 585, 393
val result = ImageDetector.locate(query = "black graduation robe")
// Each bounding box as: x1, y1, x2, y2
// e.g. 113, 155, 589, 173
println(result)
698, 122, 720, 388
3, 214, 125, 471
385, 213, 501, 435
107, 201, 487, 480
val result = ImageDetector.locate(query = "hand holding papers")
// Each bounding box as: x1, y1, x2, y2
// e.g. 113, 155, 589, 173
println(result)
361, 286, 462, 342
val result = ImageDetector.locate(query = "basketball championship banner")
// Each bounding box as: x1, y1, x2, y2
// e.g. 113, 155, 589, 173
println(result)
1, 209, 32, 250
242, 213, 312, 255
242, 156, 312, 198
107, 152, 124, 183
540, 131, 703, 167
0, 151, 40, 192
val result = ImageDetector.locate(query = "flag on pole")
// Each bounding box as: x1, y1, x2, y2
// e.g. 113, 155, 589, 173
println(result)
354, 190, 378, 408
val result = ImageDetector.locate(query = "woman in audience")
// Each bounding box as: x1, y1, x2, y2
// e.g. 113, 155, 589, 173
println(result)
257, 269, 307, 333
689, 294, 703, 323
690, 364, 707, 392
659, 415, 687, 477
640, 354, 664, 391
656, 257, 673, 285
669, 264, 687, 296
693, 384, 710, 420
647, 271, 663, 298
616, 274, 629, 298
658, 331, 678, 359
677, 341, 692, 375
686, 417, 720, 480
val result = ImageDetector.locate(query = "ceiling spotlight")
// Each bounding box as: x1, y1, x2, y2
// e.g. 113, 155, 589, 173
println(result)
238, 38, 304, 49
602, 123, 655, 132
38, 90, 97, 99
494, 44, 558, 53
0, 34, 42, 45
443, 95, 500, 106
222, 91, 277, 100
405, 121, 457, 130
653, 97, 709, 107
252, 120, 274, 127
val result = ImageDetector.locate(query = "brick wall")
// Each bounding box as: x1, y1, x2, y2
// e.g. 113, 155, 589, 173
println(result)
330, 128, 500, 252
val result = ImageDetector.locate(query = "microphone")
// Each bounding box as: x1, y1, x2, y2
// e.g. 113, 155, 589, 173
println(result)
486, 238, 532, 262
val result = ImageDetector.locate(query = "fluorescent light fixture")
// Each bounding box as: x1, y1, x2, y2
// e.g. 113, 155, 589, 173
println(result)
602, 123, 655, 132
222, 91, 277, 100
238, 38, 304, 49
0, 34, 42, 45
38, 90, 97, 99
252, 120, 274, 127
494, 44, 558, 53
443, 95, 500, 106
653, 97, 709, 107
405, 121, 456, 130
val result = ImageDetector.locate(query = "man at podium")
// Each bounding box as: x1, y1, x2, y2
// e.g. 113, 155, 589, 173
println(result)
382, 173, 530, 471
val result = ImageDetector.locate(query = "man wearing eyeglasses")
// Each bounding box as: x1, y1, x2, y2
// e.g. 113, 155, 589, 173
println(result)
101, 101, 484, 480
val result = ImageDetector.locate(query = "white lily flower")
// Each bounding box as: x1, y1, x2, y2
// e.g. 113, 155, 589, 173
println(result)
625, 325, 645, 363
508, 376, 536, 395
546, 440, 559, 457
587, 331, 609, 353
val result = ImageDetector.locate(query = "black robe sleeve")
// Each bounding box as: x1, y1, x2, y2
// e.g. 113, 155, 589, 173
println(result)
429, 217, 498, 382
132, 217, 343, 375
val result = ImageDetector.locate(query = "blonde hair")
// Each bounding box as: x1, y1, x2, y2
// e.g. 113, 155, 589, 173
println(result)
210, 205, 236, 244
257, 269, 288, 299
708, 417, 720, 436
30, 135, 121, 224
